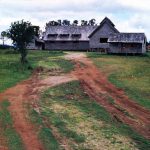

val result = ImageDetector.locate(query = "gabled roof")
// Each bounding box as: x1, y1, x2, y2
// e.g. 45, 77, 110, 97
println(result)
108, 33, 146, 43
88, 17, 119, 38
44, 26, 97, 41
100, 17, 115, 27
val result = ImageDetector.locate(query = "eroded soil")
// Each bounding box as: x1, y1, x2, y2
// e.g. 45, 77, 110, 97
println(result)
0, 72, 76, 150
66, 53, 150, 140
0, 52, 150, 150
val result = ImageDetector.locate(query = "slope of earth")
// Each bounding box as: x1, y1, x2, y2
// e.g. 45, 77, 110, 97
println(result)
0, 73, 76, 150
30, 80, 140, 150
0, 51, 149, 150
65, 53, 150, 140
0, 50, 75, 150
0, 50, 73, 92
87, 52, 150, 110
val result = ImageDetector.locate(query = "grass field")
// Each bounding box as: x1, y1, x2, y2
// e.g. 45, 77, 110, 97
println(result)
0, 49, 74, 92
87, 52, 150, 110
0, 49, 74, 149
0, 50, 150, 150
29, 81, 150, 150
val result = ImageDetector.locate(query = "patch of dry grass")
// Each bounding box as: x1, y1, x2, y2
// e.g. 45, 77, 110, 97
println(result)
31, 81, 141, 150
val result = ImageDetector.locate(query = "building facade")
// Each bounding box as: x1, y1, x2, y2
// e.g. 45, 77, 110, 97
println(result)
108, 33, 146, 54
27, 36, 44, 50
43, 17, 147, 54
43, 25, 96, 51
88, 17, 119, 50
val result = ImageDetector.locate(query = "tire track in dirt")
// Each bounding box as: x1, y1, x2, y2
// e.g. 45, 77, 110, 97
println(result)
0, 80, 44, 150
0, 52, 149, 150
66, 53, 150, 140
0, 72, 77, 150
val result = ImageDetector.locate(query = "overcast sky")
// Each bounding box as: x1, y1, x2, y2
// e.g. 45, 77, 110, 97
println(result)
0, 0, 150, 44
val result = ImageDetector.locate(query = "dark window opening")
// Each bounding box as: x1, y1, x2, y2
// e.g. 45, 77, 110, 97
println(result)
144, 38, 146, 44
49, 41, 55, 43
100, 38, 108, 43
35, 41, 42, 46
73, 41, 79, 43
121, 43, 141, 50
71, 34, 81, 38
61, 41, 67, 43
60, 34, 69, 38
47, 34, 58, 38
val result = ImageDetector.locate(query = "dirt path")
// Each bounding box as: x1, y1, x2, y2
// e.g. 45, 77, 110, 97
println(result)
66, 53, 150, 140
0, 52, 150, 150
0, 80, 43, 150
0, 73, 76, 150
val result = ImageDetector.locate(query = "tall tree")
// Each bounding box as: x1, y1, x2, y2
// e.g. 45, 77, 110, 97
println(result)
62, 20, 70, 26
32, 26, 40, 37
89, 19, 96, 26
81, 20, 88, 26
72, 20, 78, 26
48, 21, 59, 26
1, 31, 8, 45
57, 20, 62, 26
7, 20, 36, 64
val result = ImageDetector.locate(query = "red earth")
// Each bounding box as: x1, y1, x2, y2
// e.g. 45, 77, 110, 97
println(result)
0, 53, 150, 150
66, 53, 150, 140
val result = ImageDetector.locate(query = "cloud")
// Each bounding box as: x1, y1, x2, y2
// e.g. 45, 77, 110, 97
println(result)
0, 0, 150, 43
117, 0, 150, 12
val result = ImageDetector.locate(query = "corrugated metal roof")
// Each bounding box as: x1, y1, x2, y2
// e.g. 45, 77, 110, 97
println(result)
100, 17, 115, 27
43, 26, 97, 41
88, 17, 119, 38
108, 33, 146, 43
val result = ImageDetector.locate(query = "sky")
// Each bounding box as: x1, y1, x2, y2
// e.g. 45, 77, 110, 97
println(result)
0, 0, 150, 44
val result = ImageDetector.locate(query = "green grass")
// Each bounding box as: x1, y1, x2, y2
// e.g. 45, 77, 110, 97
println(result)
29, 107, 61, 150
39, 128, 60, 150
29, 81, 150, 150
0, 100, 24, 150
0, 49, 74, 92
87, 52, 150, 110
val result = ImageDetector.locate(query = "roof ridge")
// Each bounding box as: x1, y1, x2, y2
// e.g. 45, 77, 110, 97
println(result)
100, 17, 115, 27
88, 17, 119, 38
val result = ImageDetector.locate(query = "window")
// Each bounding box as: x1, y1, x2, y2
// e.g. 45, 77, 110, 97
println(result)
61, 41, 67, 43
144, 38, 146, 44
71, 34, 81, 38
100, 38, 108, 43
60, 34, 69, 38
73, 41, 79, 43
47, 34, 58, 38
49, 41, 55, 43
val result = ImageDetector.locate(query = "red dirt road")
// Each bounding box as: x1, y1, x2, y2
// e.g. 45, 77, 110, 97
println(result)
66, 53, 150, 140
0, 52, 150, 150
0, 79, 44, 150
0, 73, 76, 150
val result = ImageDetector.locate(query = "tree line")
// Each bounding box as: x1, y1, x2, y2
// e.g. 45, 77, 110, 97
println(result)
46, 19, 97, 26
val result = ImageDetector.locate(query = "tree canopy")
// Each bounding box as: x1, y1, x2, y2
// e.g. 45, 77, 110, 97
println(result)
7, 20, 37, 64
0, 31, 8, 45
46, 19, 97, 26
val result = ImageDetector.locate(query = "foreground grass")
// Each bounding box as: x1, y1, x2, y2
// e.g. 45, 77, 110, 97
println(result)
0, 49, 74, 92
87, 52, 150, 110
29, 81, 150, 150
0, 100, 24, 150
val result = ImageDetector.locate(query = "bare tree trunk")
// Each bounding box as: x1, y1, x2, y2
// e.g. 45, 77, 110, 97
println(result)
20, 48, 28, 64
2, 38, 4, 45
